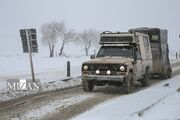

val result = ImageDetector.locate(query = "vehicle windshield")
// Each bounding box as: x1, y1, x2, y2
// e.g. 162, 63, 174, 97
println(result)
96, 46, 133, 58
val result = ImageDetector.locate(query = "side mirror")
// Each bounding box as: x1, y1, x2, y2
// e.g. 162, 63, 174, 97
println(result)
90, 55, 95, 59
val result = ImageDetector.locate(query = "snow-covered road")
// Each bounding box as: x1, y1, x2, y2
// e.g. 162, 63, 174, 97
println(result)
19, 94, 94, 120
0, 64, 180, 120
73, 74, 180, 120
0, 54, 180, 120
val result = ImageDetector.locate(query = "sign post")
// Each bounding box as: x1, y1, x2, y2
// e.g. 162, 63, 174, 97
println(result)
20, 29, 38, 82
25, 29, 35, 82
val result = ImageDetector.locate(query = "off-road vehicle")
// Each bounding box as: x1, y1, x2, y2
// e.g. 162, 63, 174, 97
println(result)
82, 31, 153, 93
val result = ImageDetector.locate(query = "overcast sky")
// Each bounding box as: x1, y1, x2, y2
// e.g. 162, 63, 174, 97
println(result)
0, 0, 180, 54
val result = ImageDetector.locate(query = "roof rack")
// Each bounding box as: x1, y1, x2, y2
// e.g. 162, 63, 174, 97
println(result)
101, 31, 112, 34
101, 31, 133, 35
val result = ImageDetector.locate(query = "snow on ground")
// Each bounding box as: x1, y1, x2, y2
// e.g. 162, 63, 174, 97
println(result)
0, 53, 90, 101
136, 92, 180, 120
72, 75, 180, 120
15, 94, 94, 120
0, 77, 83, 102
170, 58, 180, 65
0, 53, 88, 77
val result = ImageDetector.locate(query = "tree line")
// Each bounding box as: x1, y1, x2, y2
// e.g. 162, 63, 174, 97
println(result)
40, 21, 100, 57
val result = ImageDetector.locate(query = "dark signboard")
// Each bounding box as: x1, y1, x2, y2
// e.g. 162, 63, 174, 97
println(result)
20, 29, 38, 53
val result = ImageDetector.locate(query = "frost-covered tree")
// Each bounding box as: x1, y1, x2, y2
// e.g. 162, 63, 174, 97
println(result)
41, 21, 77, 56
49, 21, 77, 56
40, 22, 58, 57
58, 29, 77, 56
79, 29, 100, 56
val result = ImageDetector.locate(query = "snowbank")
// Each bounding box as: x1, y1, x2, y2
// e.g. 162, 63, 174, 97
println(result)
73, 75, 180, 120
0, 54, 89, 101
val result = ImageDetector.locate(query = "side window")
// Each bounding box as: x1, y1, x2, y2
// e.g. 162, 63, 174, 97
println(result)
143, 36, 149, 52
143, 36, 149, 47
151, 35, 159, 41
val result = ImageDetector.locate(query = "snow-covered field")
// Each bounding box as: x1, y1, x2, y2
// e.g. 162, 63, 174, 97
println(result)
0, 53, 90, 101
0, 53, 89, 77
72, 74, 180, 120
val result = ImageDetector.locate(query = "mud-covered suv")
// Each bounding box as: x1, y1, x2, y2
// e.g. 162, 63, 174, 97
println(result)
82, 32, 153, 93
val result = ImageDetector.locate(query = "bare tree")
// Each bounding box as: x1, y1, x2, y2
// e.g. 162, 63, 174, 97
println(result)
40, 22, 58, 57
41, 21, 100, 57
41, 21, 78, 56
79, 29, 100, 56
46, 21, 67, 56
58, 29, 77, 55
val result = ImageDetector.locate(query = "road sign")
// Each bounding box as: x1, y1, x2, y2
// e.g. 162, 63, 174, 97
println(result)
20, 29, 38, 53
19, 29, 37, 82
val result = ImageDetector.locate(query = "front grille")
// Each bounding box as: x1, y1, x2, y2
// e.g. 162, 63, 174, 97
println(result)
89, 64, 120, 71
82, 63, 127, 74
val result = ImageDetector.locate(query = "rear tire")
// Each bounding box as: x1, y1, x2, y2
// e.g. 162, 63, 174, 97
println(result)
167, 68, 172, 78
163, 68, 172, 79
82, 80, 93, 92
125, 73, 134, 94
141, 69, 150, 87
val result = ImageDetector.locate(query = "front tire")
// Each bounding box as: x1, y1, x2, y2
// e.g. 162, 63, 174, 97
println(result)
82, 80, 93, 92
125, 73, 134, 94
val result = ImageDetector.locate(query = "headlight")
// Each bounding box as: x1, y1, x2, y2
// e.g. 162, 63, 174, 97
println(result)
83, 65, 88, 70
120, 66, 125, 72
106, 70, 111, 75
96, 70, 100, 74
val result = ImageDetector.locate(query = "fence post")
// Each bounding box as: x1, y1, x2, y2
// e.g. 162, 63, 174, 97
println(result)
67, 61, 70, 77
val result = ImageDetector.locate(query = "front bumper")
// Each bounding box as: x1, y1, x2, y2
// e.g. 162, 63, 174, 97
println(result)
82, 75, 125, 82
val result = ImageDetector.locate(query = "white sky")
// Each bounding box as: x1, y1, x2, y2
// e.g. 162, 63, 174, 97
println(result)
0, 0, 180, 54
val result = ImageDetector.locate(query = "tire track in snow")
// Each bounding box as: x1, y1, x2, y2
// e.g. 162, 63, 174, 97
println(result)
18, 94, 94, 120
